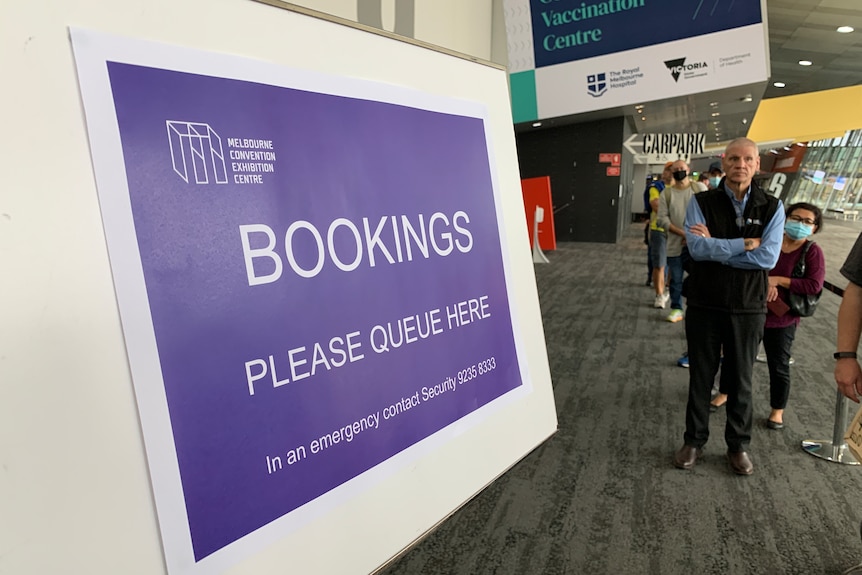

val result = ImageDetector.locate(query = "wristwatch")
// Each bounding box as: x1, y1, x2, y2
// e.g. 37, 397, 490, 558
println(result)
834, 351, 858, 359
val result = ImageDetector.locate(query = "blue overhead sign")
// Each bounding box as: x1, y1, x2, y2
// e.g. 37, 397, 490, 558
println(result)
531, 0, 762, 68
504, 0, 769, 123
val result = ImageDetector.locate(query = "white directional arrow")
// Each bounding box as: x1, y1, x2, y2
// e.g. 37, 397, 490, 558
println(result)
623, 133, 643, 156
624, 134, 649, 164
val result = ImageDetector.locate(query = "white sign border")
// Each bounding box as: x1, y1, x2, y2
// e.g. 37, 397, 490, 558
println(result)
70, 26, 534, 575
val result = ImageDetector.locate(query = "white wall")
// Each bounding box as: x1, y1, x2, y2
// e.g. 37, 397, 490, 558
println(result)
287, 0, 494, 61
490, 0, 508, 66
414, 0, 492, 61
289, 0, 357, 19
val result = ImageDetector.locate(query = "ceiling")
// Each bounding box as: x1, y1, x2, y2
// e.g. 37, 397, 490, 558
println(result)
517, 0, 862, 156
635, 0, 862, 152
765, 0, 862, 98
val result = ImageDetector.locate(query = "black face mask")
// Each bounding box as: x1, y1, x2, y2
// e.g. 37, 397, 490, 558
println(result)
672, 170, 688, 182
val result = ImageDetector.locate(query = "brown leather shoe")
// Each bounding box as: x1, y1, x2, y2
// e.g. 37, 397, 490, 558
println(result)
673, 445, 701, 470
728, 451, 754, 475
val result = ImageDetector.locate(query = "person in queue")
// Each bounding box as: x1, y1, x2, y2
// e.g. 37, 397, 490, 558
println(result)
710, 203, 825, 429
835, 231, 862, 575
656, 159, 699, 323
835, 231, 862, 402
672, 137, 785, 476
648, 163, 674, 307
707, 161, 725, 190
644, 164, 673, 288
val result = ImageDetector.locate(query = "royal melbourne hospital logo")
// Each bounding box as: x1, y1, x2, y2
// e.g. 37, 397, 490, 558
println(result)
586, 73, 608, 97
167, 121, 229, 184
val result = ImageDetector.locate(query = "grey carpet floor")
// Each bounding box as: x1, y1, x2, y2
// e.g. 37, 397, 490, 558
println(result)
380, 218, 862, 575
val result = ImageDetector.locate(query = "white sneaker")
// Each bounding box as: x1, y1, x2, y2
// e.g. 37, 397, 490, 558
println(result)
755, 354, 795, 365
667, 309, 684, 323
654, 293, 669, 309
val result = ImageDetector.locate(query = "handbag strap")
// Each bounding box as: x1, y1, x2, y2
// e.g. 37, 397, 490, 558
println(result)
791, 241, 814, 278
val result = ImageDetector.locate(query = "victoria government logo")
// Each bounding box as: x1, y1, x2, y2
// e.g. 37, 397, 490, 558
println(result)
167, 120, 277, 186
664, 58, 708, 82
586, 73, 608, 97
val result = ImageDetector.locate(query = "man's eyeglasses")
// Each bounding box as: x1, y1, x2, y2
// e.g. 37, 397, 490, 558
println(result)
788, 214, 816, 226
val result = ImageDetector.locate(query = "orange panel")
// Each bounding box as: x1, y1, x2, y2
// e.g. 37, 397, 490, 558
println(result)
521, 176, 556, 251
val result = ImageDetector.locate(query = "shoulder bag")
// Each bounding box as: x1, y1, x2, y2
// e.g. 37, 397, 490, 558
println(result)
787, 240, 821, 317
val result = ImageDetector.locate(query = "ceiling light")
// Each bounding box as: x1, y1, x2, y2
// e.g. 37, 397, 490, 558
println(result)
799, 60, 813, 66
641, 116, 646, 120
742, 118, 748, 124
837, 26, 854, 33
532, 122, 542, 127
711, 112, 720, 117
740, 95, 753, 102
773, 82, 786, 88
710, 101, 719, 107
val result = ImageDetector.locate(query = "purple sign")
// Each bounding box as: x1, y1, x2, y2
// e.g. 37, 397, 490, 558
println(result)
105, 62, 523, 561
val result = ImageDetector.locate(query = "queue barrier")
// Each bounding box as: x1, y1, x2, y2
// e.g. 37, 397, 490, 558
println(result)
801, 280, 860, 465
827, 208, 860, 222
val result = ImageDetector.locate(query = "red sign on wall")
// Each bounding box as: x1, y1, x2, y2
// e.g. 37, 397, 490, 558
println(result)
599, 153, 621, 165
606, 166, 620, 176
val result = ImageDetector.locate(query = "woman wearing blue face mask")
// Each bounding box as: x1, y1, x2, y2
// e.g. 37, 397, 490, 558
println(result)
710, 203, 825, 428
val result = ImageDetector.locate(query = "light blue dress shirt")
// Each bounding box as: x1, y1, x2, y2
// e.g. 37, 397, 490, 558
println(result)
684, 183, 784, 271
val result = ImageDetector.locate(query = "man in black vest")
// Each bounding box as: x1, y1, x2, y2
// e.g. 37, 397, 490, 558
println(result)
672, 138, 785, 475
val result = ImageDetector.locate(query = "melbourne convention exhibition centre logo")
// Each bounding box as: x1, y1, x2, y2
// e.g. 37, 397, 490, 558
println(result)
166, 120, 277, 186
167, 121, 228, 185
586, 73, 608, 97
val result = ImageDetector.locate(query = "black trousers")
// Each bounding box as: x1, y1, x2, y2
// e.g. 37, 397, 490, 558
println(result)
683, 306, 765, 452
763, 324, 797, 410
